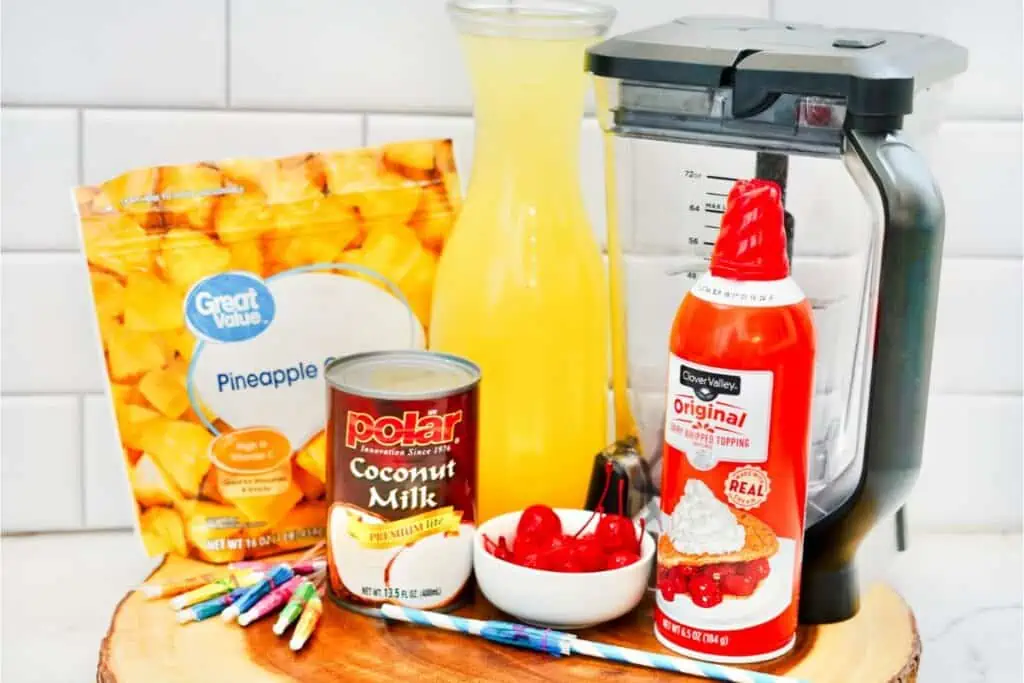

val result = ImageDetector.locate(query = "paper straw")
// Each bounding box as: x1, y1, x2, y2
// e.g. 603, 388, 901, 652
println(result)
379, 605, 808, 683
229, 549, 326, 570
289, 594, 323, 651
298, 541, 326, 561
290, 559, 327, 575
228, 561, 268, 571
228, 558, 326, 576
567, 639, 806, 683
221, 564, 294, 622
169, 571, 263, 610
177, 585, 251, 624
273, 578, 318, 635
379, 604, 572, 656
230, 543, 326, 571
138, 572, 219, 599
239, 576, 304, 626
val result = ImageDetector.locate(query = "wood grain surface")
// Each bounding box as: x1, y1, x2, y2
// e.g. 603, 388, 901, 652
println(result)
98, 554, 920, 682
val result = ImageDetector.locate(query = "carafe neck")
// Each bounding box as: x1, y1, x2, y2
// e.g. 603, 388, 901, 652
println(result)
460, 33, 591, 193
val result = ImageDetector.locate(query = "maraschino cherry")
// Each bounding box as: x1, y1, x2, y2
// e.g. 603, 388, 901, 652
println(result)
516, 504, 561, 543
483, 461, 646, 573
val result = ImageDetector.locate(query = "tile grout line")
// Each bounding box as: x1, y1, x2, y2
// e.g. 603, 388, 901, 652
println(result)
2, 101, 1021, 125
2, 392, 104, 398
3, 249, 1023, 264
224, 0, 232, 107
75, 109, 85, 184
78, 394, 87, 528
0, 102, 476, 117
0, 250, 83, 258
1, 525, 130, 537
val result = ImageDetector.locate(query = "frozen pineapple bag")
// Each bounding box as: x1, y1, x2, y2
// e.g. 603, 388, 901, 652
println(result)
74, 141, 461, 561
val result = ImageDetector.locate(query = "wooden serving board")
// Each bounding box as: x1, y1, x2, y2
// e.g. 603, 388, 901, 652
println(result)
98, 554, 920, 682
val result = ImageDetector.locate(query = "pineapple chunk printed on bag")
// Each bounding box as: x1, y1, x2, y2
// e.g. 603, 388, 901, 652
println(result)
74, 141, 462, 561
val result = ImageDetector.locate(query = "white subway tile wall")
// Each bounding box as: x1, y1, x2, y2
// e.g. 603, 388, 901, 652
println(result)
82, 395, 135, 529
1, 0, 226, 107
1, 0, 1020, 534
1, 109, 80, 250
1, 254, 106, 394
1, 396, 82, 531
229, 0, 773, 113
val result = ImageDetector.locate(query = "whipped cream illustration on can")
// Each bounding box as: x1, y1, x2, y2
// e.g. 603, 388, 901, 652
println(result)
668, 480, 745, 556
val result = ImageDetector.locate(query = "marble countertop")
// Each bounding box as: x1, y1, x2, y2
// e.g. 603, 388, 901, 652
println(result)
1, 531, 1020, 682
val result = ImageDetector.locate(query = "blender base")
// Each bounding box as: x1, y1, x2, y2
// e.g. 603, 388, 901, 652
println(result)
799, 562, 860, 624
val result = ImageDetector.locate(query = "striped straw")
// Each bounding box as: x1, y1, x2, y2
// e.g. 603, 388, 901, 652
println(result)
380, 604, 573, 656
380, 603, 487, 636
378, 605, 807, 683
568, 639, 806, 683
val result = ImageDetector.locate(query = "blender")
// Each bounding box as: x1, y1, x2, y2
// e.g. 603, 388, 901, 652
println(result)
584, 16, 967, 624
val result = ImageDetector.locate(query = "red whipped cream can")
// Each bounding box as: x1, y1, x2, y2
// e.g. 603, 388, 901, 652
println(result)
324, 350, 480, 613
654, 180, 816, 663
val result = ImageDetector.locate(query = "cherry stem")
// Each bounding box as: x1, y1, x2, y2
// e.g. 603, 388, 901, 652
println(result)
574, 460, 615, 538
482, 534, 497, 554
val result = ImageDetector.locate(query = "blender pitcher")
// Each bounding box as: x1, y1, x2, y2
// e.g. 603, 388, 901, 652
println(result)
586, 17, 967, 623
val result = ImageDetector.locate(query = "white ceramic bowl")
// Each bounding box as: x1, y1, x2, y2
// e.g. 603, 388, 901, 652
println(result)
474, 508, 655, 630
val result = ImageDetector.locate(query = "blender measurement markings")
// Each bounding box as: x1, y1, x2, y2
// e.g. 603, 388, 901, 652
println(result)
682, 171, 731, 254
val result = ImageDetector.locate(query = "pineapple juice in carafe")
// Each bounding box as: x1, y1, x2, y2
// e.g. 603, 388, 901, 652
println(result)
430, 3, 615, 522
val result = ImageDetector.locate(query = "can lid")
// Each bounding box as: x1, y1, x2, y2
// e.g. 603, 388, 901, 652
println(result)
324, 351, 480, 400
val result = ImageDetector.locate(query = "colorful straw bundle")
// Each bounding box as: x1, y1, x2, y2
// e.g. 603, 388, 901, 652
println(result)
137, 542, 327, 651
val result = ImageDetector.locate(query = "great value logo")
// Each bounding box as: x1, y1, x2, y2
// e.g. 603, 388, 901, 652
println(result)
185, 272, 276, 343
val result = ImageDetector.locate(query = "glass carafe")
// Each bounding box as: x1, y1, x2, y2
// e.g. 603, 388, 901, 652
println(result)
431, 1, 615, 522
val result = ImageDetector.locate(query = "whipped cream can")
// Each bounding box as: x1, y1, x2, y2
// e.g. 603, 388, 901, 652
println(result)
654, 180, 816, 663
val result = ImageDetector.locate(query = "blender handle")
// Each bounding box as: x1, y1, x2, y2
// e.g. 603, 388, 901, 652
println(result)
799, 130, 945, 624
848, 130, 945, 528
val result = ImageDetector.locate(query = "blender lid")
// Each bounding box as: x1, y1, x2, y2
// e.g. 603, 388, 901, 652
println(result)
586, 16, 967, 127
